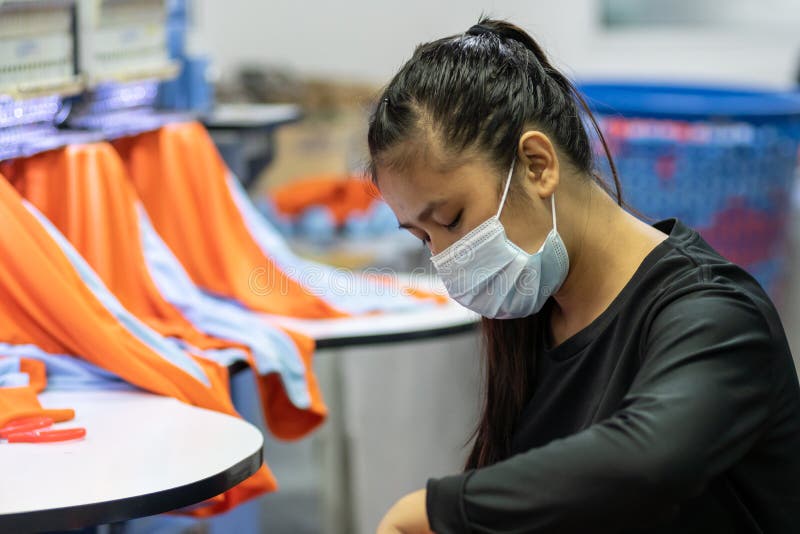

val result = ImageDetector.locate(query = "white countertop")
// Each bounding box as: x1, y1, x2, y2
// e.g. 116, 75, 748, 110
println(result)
0, 389, 263, 530
270, 299, 479, 346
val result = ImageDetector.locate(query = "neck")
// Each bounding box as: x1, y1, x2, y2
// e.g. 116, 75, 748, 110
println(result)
549, 181, 667, 343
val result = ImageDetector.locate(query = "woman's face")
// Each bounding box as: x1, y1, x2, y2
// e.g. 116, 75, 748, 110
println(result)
377, 149, 557, 257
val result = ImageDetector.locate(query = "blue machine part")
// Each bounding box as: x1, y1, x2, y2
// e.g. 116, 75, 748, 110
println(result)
157, 0, 214, 112
580, 82, 800, 121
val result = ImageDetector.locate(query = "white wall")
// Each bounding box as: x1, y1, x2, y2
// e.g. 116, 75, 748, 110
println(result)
193, 0, 800, 88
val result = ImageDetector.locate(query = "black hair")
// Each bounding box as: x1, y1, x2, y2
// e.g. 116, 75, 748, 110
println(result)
368, 18, 621, 198
367, 18, 623, 469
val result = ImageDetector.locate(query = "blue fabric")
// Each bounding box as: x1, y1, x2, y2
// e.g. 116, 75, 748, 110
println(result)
225, 173, 431, 315
23, 201, 212, 387
182, 343, 250, 369
136, 205, 311, 409
0, 356, 28, 388
0, 343, 135, 391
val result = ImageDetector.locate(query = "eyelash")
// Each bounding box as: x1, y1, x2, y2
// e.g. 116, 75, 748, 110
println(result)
417, 211, 463, 246
445, 210, 463, 231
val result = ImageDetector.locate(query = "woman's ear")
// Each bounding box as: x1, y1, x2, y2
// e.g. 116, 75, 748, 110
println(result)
518, 130, 560, 198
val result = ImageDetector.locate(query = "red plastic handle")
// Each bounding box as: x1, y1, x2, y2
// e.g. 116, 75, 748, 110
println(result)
7, 427, 86, 443
0, 416, 54, 438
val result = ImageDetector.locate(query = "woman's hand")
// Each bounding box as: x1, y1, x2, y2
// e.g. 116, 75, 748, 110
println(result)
376, 489, 433, 534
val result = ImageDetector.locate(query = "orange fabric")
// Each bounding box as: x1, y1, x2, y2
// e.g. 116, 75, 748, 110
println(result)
270, 174, 380, 224
0, 174, 235, 413
112, 122, 347, 318
369, 274, 450, 306
2, 144, 327, 440
0, 359, 73, 428
396, 284, 448, 305
18, 357, 47, 393
0, 385, 73, 428
182, 472, 275, 517
2, 145, 237, 352
0, 174, 275, 510
259, 329, 326, 440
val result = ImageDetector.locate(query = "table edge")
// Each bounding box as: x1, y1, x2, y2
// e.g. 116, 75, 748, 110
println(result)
314, 319, 479, 349
227, 320, 479, 378
0, 444, 263, 532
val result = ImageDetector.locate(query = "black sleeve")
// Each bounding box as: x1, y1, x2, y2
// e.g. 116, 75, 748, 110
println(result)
426, 289, 778, 533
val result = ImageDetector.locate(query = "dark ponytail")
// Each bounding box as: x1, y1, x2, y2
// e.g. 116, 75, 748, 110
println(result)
466, 20, 622, 201
368, 18, 623, 469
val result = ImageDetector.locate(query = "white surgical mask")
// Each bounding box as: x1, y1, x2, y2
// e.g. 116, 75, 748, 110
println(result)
430, 157, 569, 319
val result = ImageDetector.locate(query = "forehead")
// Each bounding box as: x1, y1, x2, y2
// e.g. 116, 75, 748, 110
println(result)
377, 163, 446, 200
379, 165, 474, 221
376, 154, 495, 202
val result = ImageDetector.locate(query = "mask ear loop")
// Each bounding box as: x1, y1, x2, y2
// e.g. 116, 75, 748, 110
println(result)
496, 155, 517, 219
497, 156, 558, 233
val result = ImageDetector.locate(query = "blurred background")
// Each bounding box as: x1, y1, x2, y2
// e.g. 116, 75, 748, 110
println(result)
198, 0, 800, 86
2, 1, 800, 533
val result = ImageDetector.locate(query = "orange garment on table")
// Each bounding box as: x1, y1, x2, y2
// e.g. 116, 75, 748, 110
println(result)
115, 122, 446, 312
0, 174, 273, 515
270, 174, 379, 224
1, 148, 327, 441
112, 122, 347, 319
2, 144, 237, 353
0, 358, 74, 428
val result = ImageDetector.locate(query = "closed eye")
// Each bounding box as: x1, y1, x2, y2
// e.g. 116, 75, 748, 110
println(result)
445, 210, 463, 231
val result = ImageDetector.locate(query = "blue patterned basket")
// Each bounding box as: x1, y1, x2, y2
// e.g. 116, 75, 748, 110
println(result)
580, 82, 800, 299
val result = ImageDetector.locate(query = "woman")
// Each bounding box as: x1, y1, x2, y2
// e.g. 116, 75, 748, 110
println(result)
370, 18, 800, 534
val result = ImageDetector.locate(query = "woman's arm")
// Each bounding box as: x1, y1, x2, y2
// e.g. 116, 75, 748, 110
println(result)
425, 289, 779, 533
377, 489, 433, 534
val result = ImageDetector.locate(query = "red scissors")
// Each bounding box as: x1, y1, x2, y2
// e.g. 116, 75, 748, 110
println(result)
0, 416, 86, 443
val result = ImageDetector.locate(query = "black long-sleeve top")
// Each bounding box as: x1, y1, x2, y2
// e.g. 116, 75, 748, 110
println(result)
426, 219, 800, 533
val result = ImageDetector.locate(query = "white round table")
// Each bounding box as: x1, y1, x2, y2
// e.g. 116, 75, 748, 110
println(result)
272, 298, 480, 349
0, 389, 264, 532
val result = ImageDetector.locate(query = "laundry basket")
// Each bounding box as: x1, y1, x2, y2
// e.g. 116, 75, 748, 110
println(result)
580, 82, 800, 299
